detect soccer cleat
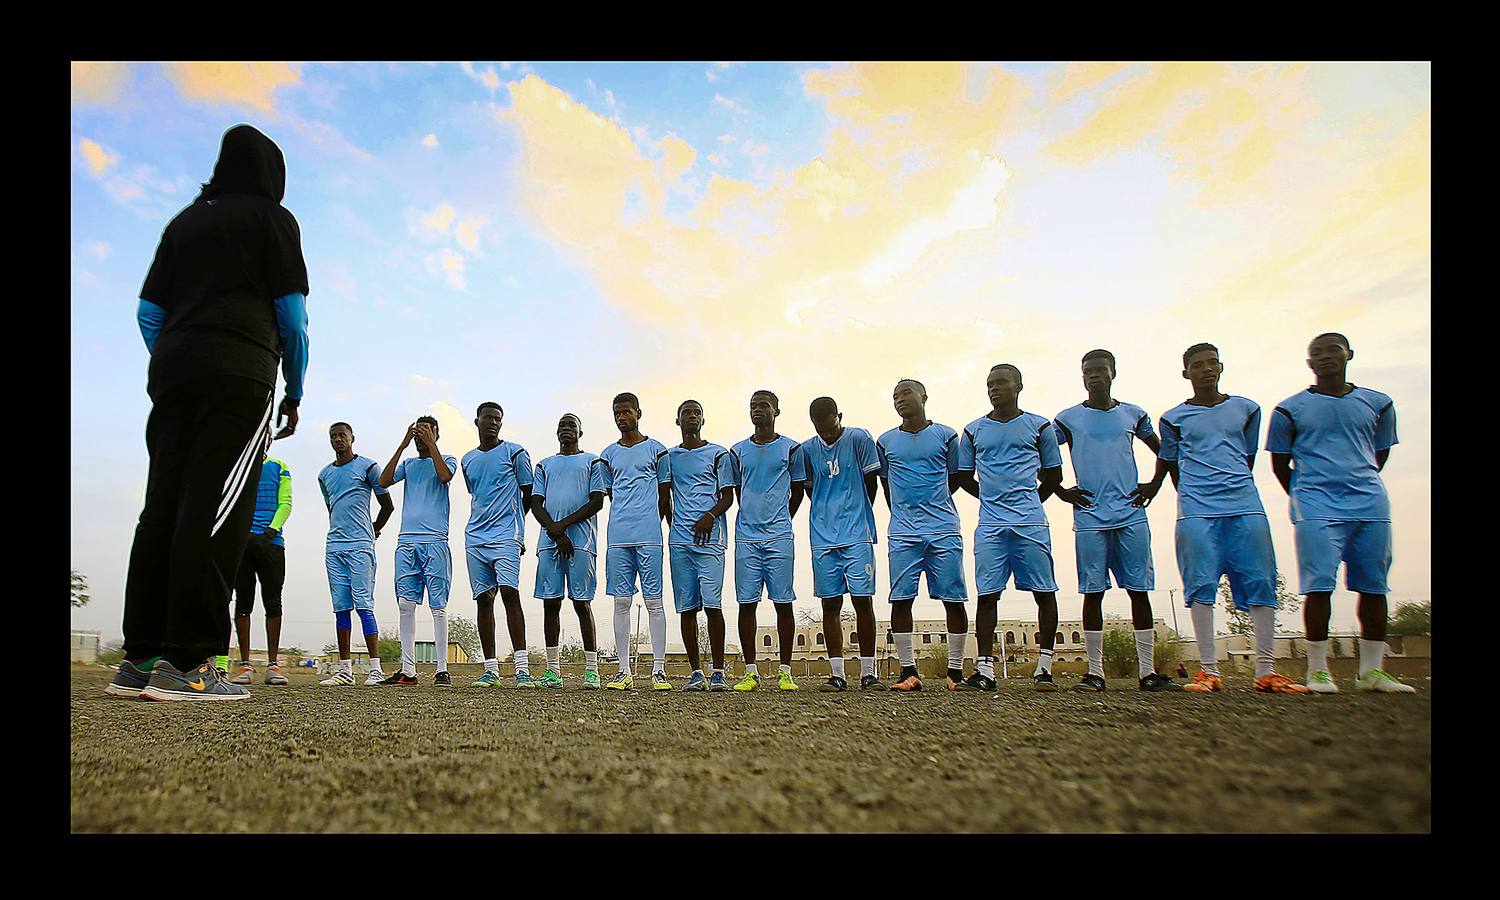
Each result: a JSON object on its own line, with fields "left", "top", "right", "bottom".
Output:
{"left": 957, "top": 672, "right": 996, "bottom": 692}
{"left": 471, "top": 670, "right": 501, "bottom": 688}
{"left": 820, "top": 675, "right": 848, "bottom": 692}
{"left": 583, "top": 669, "right": 602, "bottom": 690}
{"left": 946, "top": 674, "right": 964, "bottom": 692}
{"left": 733, "top": 672, "right": 761, "bottom": 692}
{"left": 607, "top": 672, "right": 634, "bottom": 691}
{"left": 434, "top": 671, "right": 452, "bottom": 686}
{"left": 1034, "top": 671, "right": 1058, "bottom": 692}
{"left": 890, "top": 674, "right": 923, "bottom": 692}
{"left": 364, "top": 669, "right": 387, "bottom": 686}
{"left": 1182, "top": 671, "right": 1222, "bottom": 692}
{"left": 1355, "top": 669, "right": 1416, "bottom": 693}
{"left": 861, "top": 675, "right": 887, "bottom": 691}
{"left": 1139, "top": 672, "right": 1183, "bottom": 692}
{"left": 320, "top": 670, "right": 356, "bottom": 686}
{"left": 514, "top": 671, "right": 539, "bottom": 689}
{"left": 264, "top": 665, "right": 288, "bottom": 686}
{"left": 140, "top": 659, "right": 250, "bottom": 702}
{"left": 1305, "top": 669, "right": 1339, "bottom": 693}
{"left": 1073, "top": 674, "right": 1107, "bottom": 692}
{"left": 104, "top": 659, "right": 155, "bottom": 697}
{"left": 683, "top": 672, "right": 708, "bottom": 692}
{"left": 381, "top": 671, "right": 418, "bottom": 686}
{"left": 652, "top": 671, "right": 672, "bottom": 691}
{"left": 231, "top": 664, "right": 254, "bottom": 685}
{"left": 777, "top": 671, "right": 799, "bottom": 691}
{"left": 1255, "top": 672, "right": 1311, "bottom": 694}
{"left": 709, "top": 672, "right": 729, "bottom": 692}
{"left": 539, "top": 668, "right": 564, "bottom": 689}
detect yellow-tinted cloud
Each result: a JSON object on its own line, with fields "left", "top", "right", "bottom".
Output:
{"left": 78, "top": 138, "right": 119, "bottom": 175}
{"left": 454, "top": 217, "right": 485, "bottom": 253}
{"left": 163, "top": 62, "right": 301, "bottom": 112}
{"left": 418, "top": 203, "right": 456, "bottom": 236}
{"left": 422, "top": 133, "right": 439, "bottom": 147}
{"left": 72, "top": 62, "right": 129, "bottom": 104}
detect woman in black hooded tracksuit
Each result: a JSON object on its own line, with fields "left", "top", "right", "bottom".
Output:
{"left": 105, "top": 124, "right": 311, "bottom": 701}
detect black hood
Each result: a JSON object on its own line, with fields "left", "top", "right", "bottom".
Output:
{"left": 198, "top": 124, "right": 286, "bottom": 203}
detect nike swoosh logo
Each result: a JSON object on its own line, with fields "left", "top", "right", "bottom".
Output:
{"left": 188, "top": 679, "right": 206, "bottom": 690}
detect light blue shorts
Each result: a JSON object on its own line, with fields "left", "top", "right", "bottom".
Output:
{"left": 466, "top": 540, "right": 521, "bottom": 597}
{"left": 605, "top": 544, "right": 664, "bottom": 600}
{"left": 735, "top": 537, "right": 796, "bottom": 603}
{"left": 975, "top": 525, "right": 1058, "bottom": 594}
{"left": 1075, "top": 522, "right": 1155, "bottom": 593}
{"left": 888, "top": 534, "right": 967, "bottom": 603}
{"left": 669, "top": 544, "right": 725, "bottom": 613}
{"left": 1294, "top": 519, "right": 1391, "bottom": 595}
{"left": 326, "top": 545, "right": 377, "bottom": 612}
{"left": 1175, "top": 515, "right": 1277, "bottom": 609}
{"left": 811, "top": 543, "right": 877, "bottom": 599}
{"left": 396, "top": 541, "right": 452, "bottom": 609}
{"left": 535, "top": 548, "right": 598, "bottom": 601}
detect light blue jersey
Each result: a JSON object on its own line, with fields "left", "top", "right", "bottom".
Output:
{"left": 390, "top": 454, "right": 459, "bottom": 542}
{"left": 730, "top": 435, "right": 804, "bottom": 544}
{"left": 461, "top": 442, "right": 533, "bottom": 547}
{"left": 533, "top": 451, "right": 610, "bottom": 553}
{"left": 1052, "top": 401, "right": 1156, "bottom": 531}
{"left": 955, "top": 411, "right": 1062, "bottom": 527}
{"left": 319, "top": 455, "right": 388, "bottom": 547}
{"left": 1159, "top": 396, "right": 1264, "bottom": 519}
{"left": 599, "top": 438, "right": 671, "bottom": 548}
{"left": 800, "top": 427, "right": 882, "bottom": 549}
{"left": 667, "top": 443, "right": 735, "bottom": 548}
{"left": 877, "top": 422, "right": 962, "bottom": 537}
{"left": 1266, "top": 387, "right": 1397, "bottom": 523}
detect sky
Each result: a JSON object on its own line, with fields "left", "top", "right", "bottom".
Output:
{"left": 70, "top": 61, "right": 1431, "bottom": 655}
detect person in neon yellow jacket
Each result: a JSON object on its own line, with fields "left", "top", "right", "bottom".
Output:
{"left": 224, "top": 430, "right": 294, "bottom": 685}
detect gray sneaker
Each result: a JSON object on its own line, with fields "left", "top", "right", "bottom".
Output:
{"left": 104, "top": 659, "right": 155, "bottom": 698}
{"left": 140, "top": 659, "right": 251, "bottom": 702}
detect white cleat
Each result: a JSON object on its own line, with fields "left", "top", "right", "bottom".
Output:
{"left": 320, "top": 670, "right": 356, "bottom": 686}
{"left": 363, "top": 670, "right": 387, "bottom": 686}
{"left": 1356, "top": 669, "right": 1416, "bottom": 693}
{"left": 1305, "top": 669, "right": 1340, "bottom": 694}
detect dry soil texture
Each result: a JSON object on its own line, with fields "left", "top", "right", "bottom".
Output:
{"left": 70, "top": 668, "right": 1430, "bottom": 833}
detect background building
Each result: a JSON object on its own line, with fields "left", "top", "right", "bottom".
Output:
{"left": 71, "top": 630, "right": 99, "bottom": 664}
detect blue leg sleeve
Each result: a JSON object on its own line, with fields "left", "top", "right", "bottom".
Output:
{"left": 356, "top": 608, "right": 379, "bottom": 636}
{"left": 335, "top": 609, "right": 352, "bottom": 631}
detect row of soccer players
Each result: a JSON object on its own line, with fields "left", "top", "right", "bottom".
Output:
{"left": 312, "top": 332, "right": 1411, "bottom": 696}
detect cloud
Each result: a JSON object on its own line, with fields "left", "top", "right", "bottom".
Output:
{"left": 460, "top": 61, "right": 502, "bottom": 94}
{"left": 424, "top": 247, "right": 467, "bottom": 290}
{"left": 162, "top": 62, "right": 301, "bottom": 113}
{"left": 85, "top": 241, "right": 112, "bottom": 260}
{"left": 422, "top": 133, "right": 439, "bottom": 148}
{"left": 72, "top": 63, "right": 129, "bottom": 105}
{"left": 713, "top": 93, "right": 749, "bottom": 115}
{"left": 454, "top": 217, "right": 486, "bottom": 253}
{"left": 413, "top": 202, "right": 457, "bottom": 239}
{"left": 705, "top": 70, "right": 719, "bottom": 83}
{"left": 656, "top": 134, "right": 696, "bottom": 181}
{"left": 78, "top": 138, "right": 119, "bottom": 175}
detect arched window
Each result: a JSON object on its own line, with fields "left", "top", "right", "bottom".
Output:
{"left": 939, "top": 633, "right": 947, "bottom": 643}
{"left": 849, "top": 632, "right": 857, "bottom": 644}
{"left": 1072, "top": 631, "right": 1081, "bottom": 644}
{"left": 1056, "top": 632, "right": 1064, "bottom": 644}
{"left": 797, "top": 634, "right": 806, "bottom": 647}
{"left": 816, "top": 632, "right": 824, "bottom": 645}
{"left": 1035, "top": 633, "right": 1043, "bottom": 645}
{"left": 922, "top": 633, "right": 932, "bottom": 643}
{"left": 763, "top": 635, "right": 772, "bottom": 647}
{"left": 1021, "top": 633, "right": 1027, "bottom": 645}
{"left": 1005, "top": 631, "right": 1015, "bottom": 645}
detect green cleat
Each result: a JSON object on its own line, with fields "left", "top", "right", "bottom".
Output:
{"left": 651, "top": 671, "right": 672, "bottom": 691}
{"left": 1306, "top": 669, "right": 1339, "bottom": 693}
{"left": 539, "top": 668, "right": 564, "bottom": 689}
{"left": 583, "top": 669, "right": 602, "bottom": 690}
{"left": 1355, "top": 668, "right": 1416, "bottom": 693}
{"left": 515, "top": 671, "right": 539, "bottom": 689}
{"left": 733, "top": 672, "right": 761, "bottom": 692}
{"left": 607, "top": 672, "right": 633, "bottom": 691}
{"left": 471, "top": 670, "right": 501, "bottom": 687}
{"left": 777, "top": 671, "right": 799, "bottom": 691}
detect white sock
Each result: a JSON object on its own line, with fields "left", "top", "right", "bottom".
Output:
{"left": 1084, "top": 630, "right": 1104, "bottom": 677}
{"left": 546, "top": 645, "right": 560, "bottom": 671}
{"left": 1359, "top": 639, "right": 1386, "bottom": 676}
{"left": 977, "top": 656, "right": 995, "bottom": 679}
{"left": 484, "top": 657, "right": 498, "bottom": 675}
{"left": 1306, "top": 639, "right": 1329, "bottom": 674}
{"left": 645, "top": 596, "right": 667, "bottom": 672}
{"left": 514, "top": 648, "right": 529, "bottom": 676}
{"left": 398, "top": 599, "right": 419, "bottom": 676}
{"left": 1035, "top": 648, "right": 1054, "bottom": 676}
{"left": 431, "top": 607, "right": 448, "bottom": 673}
{"left": 830, "top": 657, "right": 845, "bottom": 679}
{"left": 340, "top": 657, "right": 353, "bottom": 674}
{"left": 860, "top": 656, "right": 875, "bottom": 678}
{"left": 894, "top": 633, "right": 915, "bottom": 667}
{"left": 612, "top": 596, "right": 634, "bottom": 675}
{"left": 585, "top": 651, "right": 598, "bottom": 670}
{"left": 1190, "top": 602, "right": 1220, "bottom": 676}
{"left": 1134, "top": 628, "right": 1156, "bottom": 679}
{"left": 1251, "top": 605, "right": 1277, "bottom": 678}
{"left": 778, "top": 663, "right": 791, "bottom": 676}
{"left": 368, "top": 655, "right": 382, "bottom": 673}
{"left": 947, "top": 634, "right": 966, "bottom": 672}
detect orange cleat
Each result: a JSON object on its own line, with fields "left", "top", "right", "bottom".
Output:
{"left": 891, "top": 674, "right": 923, "bottom": 692}
{"left": 1254, "top": 672, "right": 1311, "bottom": 694}
{"left": 946, "top": 674, "right": 963, "bottom": 691}
{"left": 1182, "top": 671, "right": 1222, "bottom": 692}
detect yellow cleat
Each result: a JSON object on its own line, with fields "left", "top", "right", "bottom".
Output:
{"left": 733, "top": 672, "right": 761, "bottom": 691}
{"left": 777, "top": 671, "right": 799, "bottom": 691}
{"left": 607, "top": 672, "right": 633, "bottom": 691}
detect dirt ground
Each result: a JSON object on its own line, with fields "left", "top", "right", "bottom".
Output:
{"left": 70, "top": 667, "right": 1430, "bottom": 833}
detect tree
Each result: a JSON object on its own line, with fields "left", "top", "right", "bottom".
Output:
{"left": 321, "top": 642, "right": 339, "bottom": 657}
{"left": 559, "top": 639, "right": 585, "bottom": 664}
{"left": 377, "top": 630, "right": 402, "bottom": 665}
{"left": 1218, "top": 572, "right": 1302, "bottom": 635}
{"left": 98, "top": 639, "right": 125, "bottom": 667}
{"left": 695, "top": 624, "right": 712, "bottom": 664}
{"left": 447, "top": 615, "right": 483, "bottom": 662}
{"left": 1152, "top": 629, "right": 1184, "bottom": 674}
{"left": 71, "top": 570, "right": 90, "bottom": 608}
{"left": 1388, "top": 600, "right": 1431, "bottom": 636}
{"left": 1101, "top": 628, "right": 1136, "bottom": 678}
{"left": 281, "top": 646, "right": 306, "bottom": 663}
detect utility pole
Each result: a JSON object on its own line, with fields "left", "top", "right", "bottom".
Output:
{"left": 1169, "top": 588, "right": 1179, "bottom": 634}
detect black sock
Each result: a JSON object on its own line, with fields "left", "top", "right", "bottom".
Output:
{"left": 947, "top": 667, "right": 964, "bottom": 680}
{"left": 901, "top": 665, "right": 919, "bottom": 679}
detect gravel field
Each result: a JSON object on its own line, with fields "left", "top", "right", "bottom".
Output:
{"left": 70, "top": 667, "right": 1430, "bottom": 833}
